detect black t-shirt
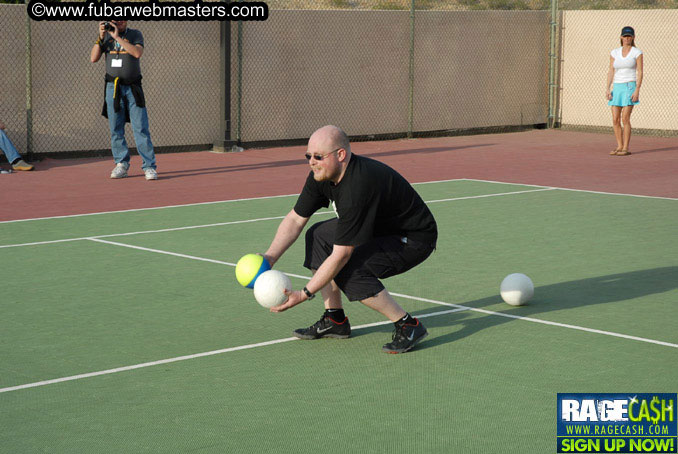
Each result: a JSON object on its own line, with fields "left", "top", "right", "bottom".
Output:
{"left": 102, "top": 28, "right": 144, "bottom": 80}
{"left": 294, "top": 154, "right": 437, "bottom": 247}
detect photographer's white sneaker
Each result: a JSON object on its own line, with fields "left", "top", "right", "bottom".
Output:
{"left": 110, "top": 162, "right": 129, "bottom": 179}
{"left": 144, "top": 168, "right": 158, "bottom": 180}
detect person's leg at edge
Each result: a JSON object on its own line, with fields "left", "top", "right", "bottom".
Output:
{"left": 611, "top": 106, "right": 623, "bottom": 154}
{"left": 0, "top": 129, "right": 22, "bottom": 164}
{"left": 106, "top": 83, "right": 130, "bottom": 166}
{"left": 620, "top": 105, "right": 634, "bottom": 154}
{"left": 127, "top": 88, "right": 156, "bottom": 171}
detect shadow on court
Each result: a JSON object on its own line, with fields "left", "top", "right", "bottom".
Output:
{"left": 352, "top": 267, "right": 678, "bottom": 349}
{"left": 631, "top": 146, "right": 678, "bottom": 155}
{"left": 129, "top": 144, "right": 494, "bottom": 180}
{"left": 362, "top": 144, "right": 493, "bottom": 159}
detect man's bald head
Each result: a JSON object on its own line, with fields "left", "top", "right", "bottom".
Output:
{"left": 308, "top": 125, "right": 351, "bottom": 155}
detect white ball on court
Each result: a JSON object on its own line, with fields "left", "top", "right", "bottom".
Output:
{"left": 253, "top": 270, "right": 292, "bottom": 308}
{"left": 500, "top": 273, "right": 534, "bottom": 306}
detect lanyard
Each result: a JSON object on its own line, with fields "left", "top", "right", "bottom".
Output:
{"left": 113, "top": 29, "right": 128, "bottom": 55}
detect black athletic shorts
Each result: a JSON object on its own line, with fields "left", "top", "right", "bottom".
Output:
{"left": 303, "top": 218, "right": 435, "bottom": 301}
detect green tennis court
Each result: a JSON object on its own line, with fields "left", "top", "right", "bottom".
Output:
{"left": 1, "top": 179, "right": 676, "bottom": 453}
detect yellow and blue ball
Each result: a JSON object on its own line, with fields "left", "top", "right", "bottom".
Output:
{"left": 235, "top": 254, "right": 271, "bottom": 289}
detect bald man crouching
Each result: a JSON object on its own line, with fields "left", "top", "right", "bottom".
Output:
{"left": 262, "top": 125, "right": 437, "bottom": 354}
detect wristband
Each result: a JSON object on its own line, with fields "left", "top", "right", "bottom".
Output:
{"left": 302, "top": 287, "right": 315, "bottom": 300}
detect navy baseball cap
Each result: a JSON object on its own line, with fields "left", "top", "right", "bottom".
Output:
{"left": 621, "top": 26, "right": 635, "bottom": 36}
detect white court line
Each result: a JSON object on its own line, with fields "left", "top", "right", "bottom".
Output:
{"left": 0, "top": 214, "right": 313, "bottom": 250}
{"left": 387, "top": 294, "right": 678, "bottom": 349}
{"left": 0, "top": 188, "right": 549, "bottom": 249}
{"left": 0, "top": 307, "right": 468, "bottom": 394}
{"left": 2, "top": 176, "right": 673, "bottom": 225}
{"left": 0, "top": 338, "right": 298, "bottom": 394}
{"left": 90, "top": 238, "right": 678, "bottom": 351}
{"left": 0, "top": 193, "right": 296, "bottom": 225}
{"left": 0, "top": 178, "right": 468, "bottom": 224}
{"left": 89, "top": 238, "right": 238, "bottom": 266}
{"left": 461, "top": 178, "right": 678, "bottom": 201}
{"left": 426, "top": 188, "right": 555, "bottom": 203}
{"left": 86, "top": 238, "right": 316, "bottom": 281}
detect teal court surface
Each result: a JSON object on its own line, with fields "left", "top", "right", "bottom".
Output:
{"left": 1, "top": 179, "right": 676, "bottom": 453}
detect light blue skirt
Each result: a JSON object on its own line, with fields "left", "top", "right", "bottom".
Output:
{"left": 608, "top": 82, "right": 639, "bottom": 107}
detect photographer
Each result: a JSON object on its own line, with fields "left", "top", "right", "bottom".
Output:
{"left": 91, "top": 20, "right": 157, "bottom": 180}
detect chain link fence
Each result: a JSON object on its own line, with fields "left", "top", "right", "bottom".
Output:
{"left": 232, "top": 1, "right": 551, "bottom": 143}
{"left": 557, "top": 7, "right": 678, "bottom": 136}
{"left": 1, "top": 0, "right": 676, "bottom": 161}
{"left": 1, "top": 5, "right": 29, "bottom": 156}
{"left": 0, "top": 8, "right": 221, "bottom": 159}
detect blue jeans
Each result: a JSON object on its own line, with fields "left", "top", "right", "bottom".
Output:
{"left": 0, "top": 128, "right": 22, "bottom": 164}
{"left": 106, "top": 82, "right": 156, "bottom": 170}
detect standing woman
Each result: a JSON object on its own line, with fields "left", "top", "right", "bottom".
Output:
{"left": 606, "top": 26, "right": 643, "bottom": 156}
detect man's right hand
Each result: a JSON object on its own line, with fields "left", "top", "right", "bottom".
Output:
{"left": 98, "top": 22, "right": 106, "bottom": 40}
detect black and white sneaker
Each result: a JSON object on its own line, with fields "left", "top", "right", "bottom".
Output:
{"left": 293, "top": 315, "right": 351, "bottom": 340}
{"left": 382, "top": 318, "right": 428, "bottom": 354}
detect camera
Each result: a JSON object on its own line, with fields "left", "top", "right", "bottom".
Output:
{"left": 103, "top": 22, "right": 115, "bottom": 32}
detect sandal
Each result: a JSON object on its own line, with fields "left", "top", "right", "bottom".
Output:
{"left": 616, "top": 149, "right": 631, "bottom": 156}
{"left": 610, "top": 147, "right": 621, "bottom": 155}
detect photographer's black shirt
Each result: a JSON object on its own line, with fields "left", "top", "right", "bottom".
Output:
{"left": 294, "top": 154, "right": 438, "bottom": 247}
{"left": 101, "top": 28, "right": 144, "bottom": 81}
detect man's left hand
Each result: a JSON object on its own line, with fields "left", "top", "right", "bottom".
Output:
{"left": 270, "top": 289, "right": 307, "bottom": 313}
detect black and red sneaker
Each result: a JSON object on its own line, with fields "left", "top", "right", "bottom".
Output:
{"left": 293, "top": 314, "right": 351, "bottom": 340}
{"left": 382, "top": 318, "right": 428, "bottom": 353}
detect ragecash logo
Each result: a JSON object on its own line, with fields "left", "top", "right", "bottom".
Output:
{"left": 557, "top": 393, "right": 677, "bottom": 453}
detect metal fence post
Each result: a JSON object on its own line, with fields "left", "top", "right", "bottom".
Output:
{"left": 25, "top": 8, "right": 33, "bottom": 160}
{"left": 407, "top": 0, "right": 415, "bottom": 138}
{"left": 213, "top": 20, "right": 239, "bottom": 152}
{"left": 235, "top": 20, "right": 243, "bottom": 143}
{"left": 548, "top": 0, "right": 558, "bottom": 128}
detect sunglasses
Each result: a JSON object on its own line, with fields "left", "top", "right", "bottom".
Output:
{"left": 304, "top": 148, "right": 340, "bottom": 161}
